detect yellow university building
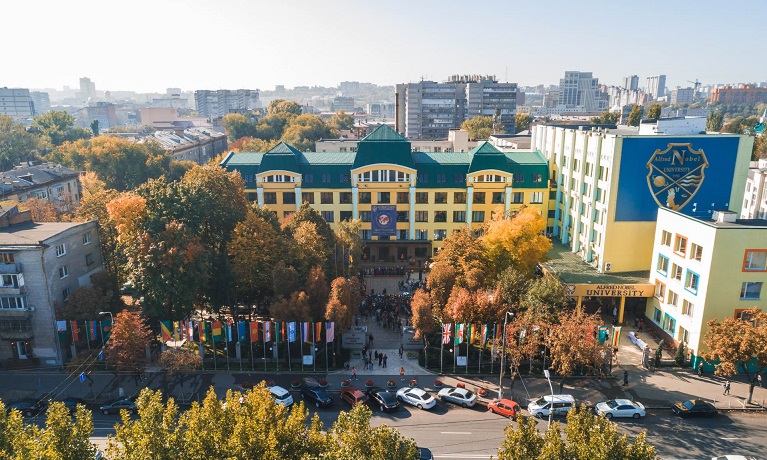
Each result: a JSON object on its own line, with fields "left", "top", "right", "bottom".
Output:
{"left": 220, "top": 125, "right": 551, "bottom": 268}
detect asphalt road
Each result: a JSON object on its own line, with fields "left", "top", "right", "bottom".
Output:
{"left": 26, "top": 400, "right": 767, "bottom": 459}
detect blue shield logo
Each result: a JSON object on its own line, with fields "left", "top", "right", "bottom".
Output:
{"left": 646, "top": 143, "right": 708, "bottom": 212}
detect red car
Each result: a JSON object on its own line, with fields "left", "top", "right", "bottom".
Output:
{"left": 340, "top": 387, "right": 368, "bottom": 407}
{"left": 488, "top": 399, "right": 521, "bottom": 418}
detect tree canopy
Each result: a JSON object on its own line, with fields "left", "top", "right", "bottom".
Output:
{"left": 0, "top": 115, "right": 38, "bottom": 170}
{"left": 627, "top": 105, "right": 642, "bottom": 127}
{"left": 515, "top": 113, "right": 533, "bottom": 133}
{"left": 590, "top": 111, "right": 619, "bottom": 125}
{"left": 461, "top": 116, "right": 496, "bottom": 139}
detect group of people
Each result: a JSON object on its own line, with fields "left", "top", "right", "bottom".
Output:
{"left": 359, "top": 266, "right": 409, "bottom": 277}
{"left": 361, "top": 349, "right": 388, "bottom": 370}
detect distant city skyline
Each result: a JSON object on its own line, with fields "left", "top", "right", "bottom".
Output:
{"left": 6, "top": 0, "right": 765, "bottom": 94}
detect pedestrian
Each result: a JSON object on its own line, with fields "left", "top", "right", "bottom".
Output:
{"left": 363, "top": 356, "right": 368, "bottom": 370}
{"left": 623, "top": 370, "right": 628, "bottom": 386}
{"left": 378, "top": 353, "right": 383, "bottom": 367}
{"left": 723, "top": 380, "right": 730, "bottom": 395}
{"left": 369, "top": 334, "right": 374, "bottom": 347}
{"left": 383, "top": 354, "right": 388, "bottom": 368}
{"left": 612, "top": 307, "right": 618, "bottom": 319}
{"left": 758, "top": 374, "right": 762, "bottom": 388}
{"left": 697, "top": 362, "right": 703, "bottom": 376}
{"left": 375, "top": 350, "right": 379, "bottom": 361}
{"left": 399, "top": 345, "right": 404, "bottom": 360}
{"left": 400, "top": 366, "right": 405, "bottom": 381}
{"left": 352, "top": 367, "right": 358, "bottom": 381}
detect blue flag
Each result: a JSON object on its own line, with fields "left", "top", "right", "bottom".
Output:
{"left": 288, "top": 322, "right": 297, "bottom": 343}
{"left": 238, "top": 321, "right": 248, "bottom": 343}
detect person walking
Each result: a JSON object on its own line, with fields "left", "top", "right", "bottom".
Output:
{"left": 374, "top": 350, "right": 379, "bottom": 362}
{"left": 383, "top": 354, "right": 388, "bottom": 368}
{"left": 378, "top": 352, "right": 383, "bottom": 367}
{"left": 723, "top": 380, "right": 731, "bottom": 395}
{"left": 758, "top": 374, "right": 763, "bottom": 388}
{"left": 352, "top": 367, "right": 358, "bottom": 381}
{"left": 400, "top": 366, "right": 405, "bottom": 381}
{"left": 399, "top": 345, "right": 404, "bottom": 360}
{"left": 623, "top": 370, "right": 628, "bottom": 386}
{"left": 697, "top": 362, "right": 703, "bottom": 376}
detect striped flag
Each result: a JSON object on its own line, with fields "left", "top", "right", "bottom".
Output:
{"left": 495, "top": 324, "right": 503, "bottom": 341}
{"left": 187, "top": 321, "right": 195, "bottom": 341}
{"left": 315, "top": 322, "right": 322, "bottom": 343}
{"left": 226, "top": 322, "right": 234, "bottom": 342}
{"left": 483, "top": 324, "right": 491, "bottom": 344}
{"left": 101, "top": 319, "right": 112, "bottom": 342}
{"left": 198, "top": 321, "right": 207, "bottom": 342}
{"left": 71, "top": 320, "right": 79, "bottom": 342}
{"left": 611, "top": 326, "right": 622, "bottom": 348}
{"left": 288, "top": 322, "right": 297, "bottom": 343}
{"left": 250, "top": 321, "right": 260, "bottom": 343}
{"left": 455, "top": 324, "right": 464, "bottom": 345}
{"left": 466, "top": 324, "right": 474, "bottom": 344}
{"left": 442, "top": 324, "right": 452, "bottom": 345}
{"left": 264, "top": 321, "right": 272, "bottom": 342}
{"left": 326, "top": 322, "right": 334, "bottom": 342}
{"left": 238, "top": 321, "right": 248, "bottom": 343}
{"left": 212, "top": 321, "right": 223, "bottom": 342}
{"left": 89, "top": 321, "right": 99, "bottom": 341}
{"left": 301, "top": 322, "right": 311, "bottom": 342}
{"left": 161, "top": 321, "right": 172, "bottom": 342}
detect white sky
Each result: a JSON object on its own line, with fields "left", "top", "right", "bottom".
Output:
{"left": 4, "top": 0, "right": 765, "bottom": 93}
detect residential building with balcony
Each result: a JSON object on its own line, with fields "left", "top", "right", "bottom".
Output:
{"left": 0, "top": 206, "right": 101, "bottom": 365}
{"left": 0, "top": 163, "right": 82, "bottom": 212}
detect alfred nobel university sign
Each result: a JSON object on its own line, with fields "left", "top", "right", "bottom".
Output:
{"left": 566, "top": 283, "right": 654, "bottom": 298}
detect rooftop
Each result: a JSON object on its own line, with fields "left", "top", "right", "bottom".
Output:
{"left": 0, "top": 220, "right": 95, "bottom": 246}
{"left": 541, "top": 243, "right": 651, "bottom": 285}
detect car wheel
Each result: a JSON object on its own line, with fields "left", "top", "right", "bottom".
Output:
{"left": 535, "top": 412, "right": 544, "bottom": 419}
{"left": 102, "top": 409, "right": 109, "bottom": 415}
{"left": 489, "top": 406, "right": 495, "bottom": 413}
{"left": 461, "top": 403, "right": 468, "bottom": 408}
{"left": 380, "top": 405, "right": 385, "bottom": 412}
{"left": 24, "top": 410, "right": 33, "bottom": 417}
{"left": 417, "top": 404, "right": 423, "bottom": 410}
{"left": 397, "top": 395, "right": 403, "bottom": 402}
{"left": 632, "top": 413, "right": 640, "bottom": 419}
{"left": 605, "top": 413, "right": 612, "bottom": 419}
{"left": 315, "top": 402, "right": 320, "bottom": 408}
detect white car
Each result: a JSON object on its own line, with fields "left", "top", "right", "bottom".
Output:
{"left": 595, "top": 399, "right": 645, "bottom": 419}
{"left": 437, "top": 387, "right": 476, "bottom": 408}
{"left": 269, "top": 386, "right": 294, "bottom": 407}
{"left": 711, "top": 456, "right": 757, "bottom": 460}
{"left": 396, "top": 387, "right": 436, "bottom": 410}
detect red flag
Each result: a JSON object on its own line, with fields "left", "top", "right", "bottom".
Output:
{"left": 250, "top": 321, "right": 259, "bottom": 343}
{"left": 315, "top": 322, "right": 322, "bottom": 342}
{"left": 198, "top": 321, "right": 207, "bottom": 342}
{"left": 71, "top": 320, "right": 79, "bottom": 342}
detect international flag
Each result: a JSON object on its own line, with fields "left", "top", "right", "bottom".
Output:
{"left": 455, "top": 324, "right": 464, "bottom": 345}
{"left": 288, "top": 322, "right": 297, "bottom": 343}
{"left": 495, "top": 324, "right": 503, "bottom": 341}
{"left": 326, "top": 322, "right": 334, "bottom": 342}
{"left": 238, "top": 321, "right": 248, "bottom": 343}
{"left": 101, "top": 319, "right": 112, "bottom": 342}
{"left": 483, "top": 324, "right": 491, "bottom": 344}
{"left": 611, "top": 326, "right": 622, "bottom": 348}
{"left": 187, "top": 321, "right": 195, "bottom": 341}
{"left": 173, "top": 321, "right": 180, "bottom": 341}
{"left": 441, "top": 324, "right": 451, "bottom": 345}
{"left": 315, "top": 322, "right": 322, "bottom": 343}
{"left": 212, "top": 321, "right": 223, "bottom": 342}
{"left": 198, "top": 321, "right": 207, "bottom": 342}
{"left": 71, "top": 320, "right": 80, "bottom": 342}
{"left": 264, "top": 322, "right": 272, "bottom": 342}
{"left": 301, "top": 322, "right": 311, "bottom": 342}
{"left": 466, "top": 324, "right": 474, "bottom": 344}
{"left": 226, "top": 322, "right": 234, "bottom": 342}
{"left": 250, "top": 322, "right": 260, "bottom": 343}
{"left": 88, "top": 321, "right": 98, "bottom": 341}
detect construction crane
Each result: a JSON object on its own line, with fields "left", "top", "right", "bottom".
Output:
{"left": 688, "top": 79, "right": 701, "bottom": 91}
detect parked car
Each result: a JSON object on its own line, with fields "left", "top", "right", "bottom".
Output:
{"left": 595, "top": 399, "right": 646, "bottom": 419}
{"left": 671, "top": 399, "right": 717, "bottom": 417}
{"left": 339, "top": 387, "right": 368, "bottom": 407}
{"left": 418, "top": 447, "right": 434, "bottom": 460}
{"left": 6, "top": 399, "right": 47, "bottom": 417}
{"left": 301, "top": 386, "right": 333, "bottom": 408}
{"left": 711, "top": 456, "right": 757, "bottom": 460}
{"left": 366, "top": 387, "right": 400, "bottom": 413}
{"left": 269, "top": 386, "right": 294, "bottom": 408}
{"left": 58, "top": 397, "right": 88, "bottom": 415}
{"left": 437, "top": 387, "right": 477, "bottom": 408}
{"left": 487, "top": 398, "right": 521, "bottom": 418}
{"left": 527, "top": 394, "right": 575, "bottom": 419}
{"left": 100, "top": 398, "right": 137, "bottom": 415}
{"left": 396, "top": 387, "right": 436, "bottom": 410}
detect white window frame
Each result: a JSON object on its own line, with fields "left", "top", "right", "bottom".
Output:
{"left": 55, "top": 243, "right": 66, "bottom": 257}
{"left": 59, "top": 265, "right": 69, "bottom": 279}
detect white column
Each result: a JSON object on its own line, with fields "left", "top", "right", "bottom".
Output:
{"left": 257, "top": 187, "right": 264, "bottom": 208}
{"left": 294, "top": 187, "right": 302, "bottom": 211}
{"left": 409, "top": 186, "right": 416, "bottom": 240}
{"left": 505, "top": 186, "right": 512, "bottom": 214}
{"left": 352, "top": 186, "right": 359, "bottom": 219}
{"left": 466, "top": 186, "right": 474, "bottom": 228}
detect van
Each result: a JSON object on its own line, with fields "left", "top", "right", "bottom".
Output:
{"left": 527, "top": 394, "right": 575, "bottom": 418}
{"left": 269, "top": 386, "right": 294, "bottom": 407}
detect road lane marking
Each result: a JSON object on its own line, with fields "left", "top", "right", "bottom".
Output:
{"left": 440, "top": 431, "right": 472, "bottom": 435}
{"left": 721, "top": 437, "right": 742, "bottom": 440}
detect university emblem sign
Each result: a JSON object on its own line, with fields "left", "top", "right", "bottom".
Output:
{"left": 646, "top": 143, "right": 708, "bottom": 212}
{"left": 371, "top": 205, "right": 396, "bottom": 237}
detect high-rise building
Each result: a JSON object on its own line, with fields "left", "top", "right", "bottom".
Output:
{"left": 29, "top": 91, "right": 50, "bottom": 114}
{"left": 0, "top": 88, "right": 35, "bottom": 119}
{"left": 556, "top": 71, "right": 608, "bottom": 112}
{"left": 194, "top": 89, "right": 261, "bottom": 118}
{"left": 339, "top": 81, "right": 360, "bottom": 96}
{"left": 670, "top": 88, "right": 695, "bottom": 106}
{"left": 395, "top": 75, "right": 517, "bottom": 139}
{"left": 332, "top": 96, "right": 355, "bottom": 113}
{"left": 622, "top": 75, "right": 639, "bottom": 91}
{"left": 78, "top": 77, "right": 96, "bottom": 100}
{"left": 646, "top": 75, "right": 667, "bottom": 100}
{"left": 366, "top": 103, "right": 395, "bottom": 119}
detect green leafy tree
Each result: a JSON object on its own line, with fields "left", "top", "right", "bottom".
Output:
{"left": 335, "top": 218, "right": 364, "bottom": 276}
{"left": 627, "top": 105, "right": 642, "bottom": 126}
{"left": 326, "top": 404, "right": 418, "bottom": 460}
{"left": 107, "top": 389, "right": 181, "bottom": 460}
{"left": 272, "top": 261, "right": 302, "bottom": 300}
{"left": 90, "top": 119, "right": 99, "bottom": 136}
{"left": 515, "top": 113, "right": 533, "bottom": 133}
{"left": 461, "top": 115, "right": 495, "bottom": 139}
{"left": 330, "top": 109, "right": 354, "bottom": 131}
{"left": 32, "top": 110, "right": 90, "bottom": 151}
{"left": 36, "top": 402, "right": 97, "bottom": 460}
{"left": 706, "top": 111, "right": 724, "bottom": 132}
{"left": 286, "top": 203, "right": 337, "bottom": 280}
{"left": 222, "top": 113, "right": 257, "bottom": 141}
{"left": 304, "top": 265, "right": 330, "bottom": 322}
{"left": 281, "top": 114, "right": 334, "bottom": 152}
{"left": 646, "top": 103, "right": 662, "bottom": 119}
{"left": 521, "top": 275, "right": 567, "bottom": 323}
{"left": 75, "top": 172, "right": 121, "bottom": 275}
{"left": 0, "top": 114, "right": 38, "bottom": 170}
{"left": 701, "top": 307, "right": 767, "bottom": 404}
{"left": 590, "top": 111, "right": 619, "bottom": 124}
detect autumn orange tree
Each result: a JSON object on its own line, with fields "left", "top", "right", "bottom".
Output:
{"left": 548, "top": 307, "right": 603, "bottom": 391}
{"left": 304, "top": 266, "right": 329, "bottom": 322}
{"left": 409, "top": 289, "right": 436, "bottom": 339}
{"left": 105, "top": 309, "right": 153, "bottom": 382}
{"left": 701, "top": 307, "right": 767, "bottom": 404}
{"left": 481, "top": 206, "right": 552, "bottom": 280}
{"left": 271, "top": 291, "right": 311, "bottom": 322}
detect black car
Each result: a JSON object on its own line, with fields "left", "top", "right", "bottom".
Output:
{"left": 671, "top": 399, "right": 718, "bottom": 417}
{"left": 100, "top": 398, "right": 137, "bottom": 415}
{"left": 6, "top": 399, "right": 47, "bottom": 417}
{"left": 301, "top": 386, "right": 333, "bottom": 408}
{"left": 366, "top": 387, "right": 400, "bottom": 413}
{"left": 418, "top": 447, "right": 434, "bottom": 460}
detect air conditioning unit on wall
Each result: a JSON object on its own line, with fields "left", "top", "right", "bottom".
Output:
{"left": 604, "top": 262, "right": 612, "bottom": 272}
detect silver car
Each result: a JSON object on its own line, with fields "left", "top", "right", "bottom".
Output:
{"left": 396, "top": 387, "right": 436, "bottom": 410}
{"left": 437, "top": 387, "right": 476, "bottom": 408}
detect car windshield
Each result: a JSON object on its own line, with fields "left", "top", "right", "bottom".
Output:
{"left": 379, "top": 392, "right": 396, "bottom": 403}
{"left": 682, "top": 400, "right": 694, "bottom": 409}
{"left": 533, "top": 397, "right": 547, "bottom": 406}
{"left": 274, "top": 393, "right": 290, "bottom": 401}
{"left": 605, "top": 400, "right": 618, "bottom": 409}
{"left": 461, "top": 390, "right": 474, "bottom": 399}
{"left": 314, "top": 389, "right": 329, "bottom": 399}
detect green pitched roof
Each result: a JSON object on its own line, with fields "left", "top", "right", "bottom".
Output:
{"left": 353, "top": 125, "right": 415, "bottom": 169}
{"left": 468, "top": 141, "right": 511, "bottom": 173}
{"left": 258, "top": 141, "right": 301, "bottom": 174}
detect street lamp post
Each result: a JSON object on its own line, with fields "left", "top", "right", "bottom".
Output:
{"left": 498, "top": 311, "right": 514, "bottom": 399}
{"left": 543, "top": 369, "right": 554, "bottom": 427}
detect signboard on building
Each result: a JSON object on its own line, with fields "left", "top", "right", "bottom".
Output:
{"left": 401, "top": 326, "right": 423, "bottom": 350}
{"left": 341, "top": 326, "right": 367, "bottom": 349}
{"left": 565, "top": 283, "right": 655, "bottom": 298}
{"left": 615, "top": 137, "right": 742, "bottom": 221}
{"left": 371, "top": 205, "right": 396, "bottom": 237}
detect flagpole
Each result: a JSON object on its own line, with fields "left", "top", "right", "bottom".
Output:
{"left": 325, "top": 324, "right": 329, "bottom": 374}
{"left": 276, "top": 323, "right": 279, "bottom": 373}
{"left": 70, "top": 321, "right": 77, "bottom": 358}
{"left": 478, "top": 325, "right": 483, "bottom": 374}
{"left": 440, "top": 324, "right": 444, "bottom": 374}
{"left": 453, "top": 323, "right": 456, "bottom": 374}
{"left": 312, "top": 323, "right": 316, "bottom": 373}
{"left": 250, "top": 323, "right": 255, "bottom": 371}
{"left": 301, "top": 323, "right": 304, "bottom": 373}
{"left": 263, "top": 322, "right": 267, "bottom": 372}
{"left": 466, "top": 325, "right": 470, "bottom": 375}
{"left": 287, "top": 326, "right": 292, "bottom": 372}
{"left": 490, "top": 323, "right": 496, "bottom": 375}
{"left": 212, "top": 324, "right": 217, "bottom": 371}
{"left": 226, "top": 324, "right": 230, "bottom": 372}
{"left": 86, "top": 322, "right": 91, "bottom": 351}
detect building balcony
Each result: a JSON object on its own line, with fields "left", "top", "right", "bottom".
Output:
{"left": 0, "top": 309, "right": 32, "bottom": 320}
{"left": 0, "top": 318, "right": 33, "bottom": 340}
{"left": 0, "top": 286, "right": 25, "bottom": 296}
{"left": 0, "top": 262, "right": 22, "bottom": 274}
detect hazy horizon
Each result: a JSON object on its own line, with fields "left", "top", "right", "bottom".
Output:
{"left": 6, "top": 0, "right": 764, "bottom": 94}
